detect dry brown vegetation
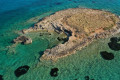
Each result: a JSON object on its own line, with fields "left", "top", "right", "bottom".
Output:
{"left": 64, "top": 12, "right": 119, "bottom": 35}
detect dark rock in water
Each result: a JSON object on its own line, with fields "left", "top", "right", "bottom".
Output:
{"left": 118, "top": 37, "right": 120, "bottom": 41}
{"left": 50, "top": 68, "right": 59, "bottom": 77}
{"left": 85, "top": 76, "right": 95, "bottom": 80}
{"left": 14, "top": 65, "right": 30, "bottom": 77}
{"left": 91, "top": 79, "right": 95, "bottom": 80}
{"left": 55, "top": 2, "right": 62, "bottom": 5}
{"left": 0, "top": 75, "right": 3, "bottom": 80}
{"left": 100, "top": 51, "right": 114, "bottom": 60}
{"left": 39, "top": 33, "right": 43, "bottom": 36}
{"left": 85, "top": 76, "right": 89, "bottom": 80}
{"left": 108, "top": 37, "right": 120, "bottom": 51}
{"left": 92, "top": 1, "right": 96, "bottom": 3}
{"left": 108, "top": 42, "right": 120, "bottom": 51}
{"left": 110, "top": 37, "right": 118, "bottom": 43}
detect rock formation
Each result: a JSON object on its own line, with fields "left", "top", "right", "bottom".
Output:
{"left": 50, "top": 68, "right": 59, "bottom": 77}
{"left": 14, "top": 65, "right": 30, "bottom": 77}
{"left": 14, "top": 8, "right": 120, "bottom": 60}
{"left": 13, "top": 36, "right": 32, "bottom": 44}
{"left": 100, "top": 51, "right": 114, "bottom": 60}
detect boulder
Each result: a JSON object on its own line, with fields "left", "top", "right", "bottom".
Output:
{"left": 13, "top": 36, "right": 32, "bottom": 44}
{"left": 100, "top": 51, "right": 114, "bottom": 60}
{"left": 14, "top": 65, "right": 30, "bottom": 77}
{"left": 0, "top": 75, "right": 3, "bottom": 80}
{"left": 50, "top": 68, "right": 59, "bottom": 77}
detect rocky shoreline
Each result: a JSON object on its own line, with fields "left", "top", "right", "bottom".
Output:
{"left": 14, "top": 8, "right": 120, "bottom": 60}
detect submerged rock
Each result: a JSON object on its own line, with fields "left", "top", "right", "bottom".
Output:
{"left": 50, "top": 68, "right": 59, "bottom": 77}
{"left": 108, "top": 42, "right": 120, "bottom": 51}
{"left": 110, "top": 37, "right": 118, "bottom": 43}
{"left": 0, "top": 75, "right": 3, "bottom": 80}
{"left": 100, "top": 51, "right": 114, "bottom": 60}
{"left": 85, "top": 76, "right": 89, "bottom": 80}
{"left": 14, "top": 65, "right": 30, "bottom": 77}
{"left": 13, "top": 36, "right": 32, "bottom": 44}
{"left": 55, "top": 2, "right": 62, "bottom": 5}
{"left": 85, "top": 76, "right": 95, "bottom": 80}
{"left": 108, "top": 37, "right": 120, "bottom": 51}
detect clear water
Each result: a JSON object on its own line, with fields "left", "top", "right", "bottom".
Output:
{"left": 0, "top": 0, "right": 120, "bottom": 80}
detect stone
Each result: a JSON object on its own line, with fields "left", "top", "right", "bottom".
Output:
{"left": 110, "top": 37, "right": 118, "bottom": 42}
{"left": 0, "top": 75, "right": 3, "bottom": 80}
{"left": 50, "top": 68, "right": 59, "bottom": 77}
{"left": 108, "top": 42, "right": 120, "bottom": 51}
{"left": 100, "top": 51, "right": 114, "bottom": 60}
{"left": 13, "top": 36, "right": 32, "bottom": 44}
{"left": 85, "top": 76, "right": 89, "bottom": 80}
{"left": 14, "top": 65, "right": 30, "bottom": 77}
{"left": 108, "top": 37, "right": 120, "bottom": 51}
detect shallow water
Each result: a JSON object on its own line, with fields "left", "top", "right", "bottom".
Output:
{"left": 0, "top": 0, "right": 120, "bottom": 80}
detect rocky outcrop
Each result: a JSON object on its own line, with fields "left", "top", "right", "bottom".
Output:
{"left": 13, "top": 36, "right": 32, "bottom": 44}
{"left": 14, "top": 8, "right": 120, "bottom": 60}
{"left": 39, "top": 8, "right": 120, "bottom": 60}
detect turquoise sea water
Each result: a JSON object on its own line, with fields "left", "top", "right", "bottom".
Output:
{"left": 0, "top": 0, "right": 120, "bottom": 80}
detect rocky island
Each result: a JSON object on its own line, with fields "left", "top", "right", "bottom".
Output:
{"left": 14, "top": 8, "right": 120, "bottom": 60}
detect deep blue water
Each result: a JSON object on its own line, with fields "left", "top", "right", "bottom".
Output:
{"left": 0, "top": 0, "right": 120, "bottom": 80}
